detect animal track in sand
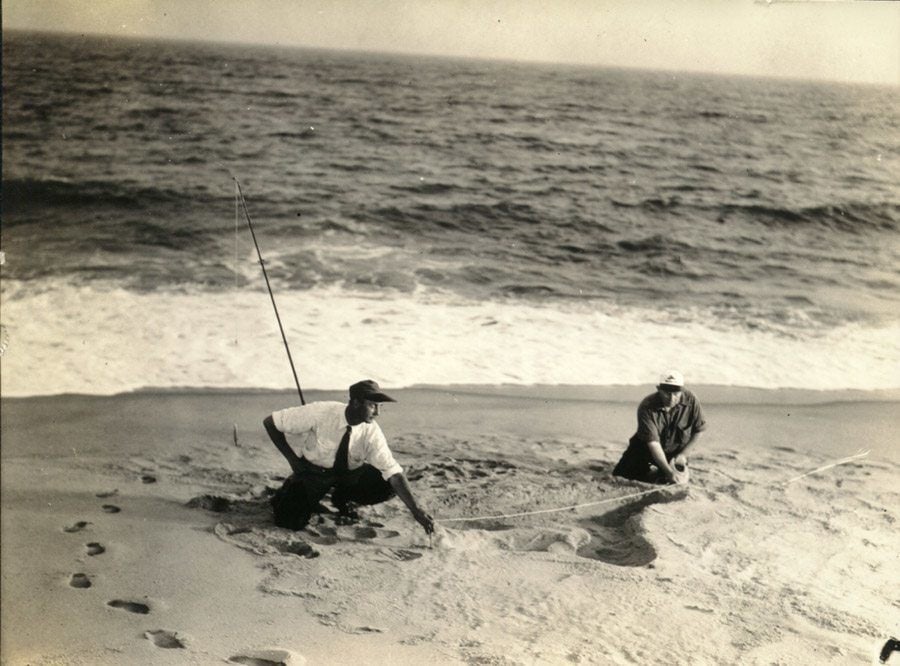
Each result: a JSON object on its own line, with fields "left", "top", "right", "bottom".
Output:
{"left": 101, "top": 504, "right": 121, "bottom": 513}
{"left": 70, "top": 573, "right": 92, "bottom": 588}
{"left": 86, "top": 542, "right": 105, "bottom": 556}
{"left": 107, "top": 599, "right": 150, "bottom": 614}
{"left": 576, "top": 487, "right": 688, "bottom": 566}
{"left": 64, "top": 521, "right": 91, "bottom": 533}
{"left": 144, "top": 629, "right": 186, "bottom": 649}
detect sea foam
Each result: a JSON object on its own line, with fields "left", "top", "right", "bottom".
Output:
{"left": 2, "top": 282, "right": 897, "bottom": 397}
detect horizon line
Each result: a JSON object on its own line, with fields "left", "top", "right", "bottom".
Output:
{"left": 4, "top": 26, "right": 897, "bottom": 89}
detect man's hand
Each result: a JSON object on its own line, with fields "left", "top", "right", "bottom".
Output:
{"left": 671, "top": 455, "right": 689, "bottom": 484}
{"left": 412, "top": 508, "right": 435, "bottom": 534}
{"left": 389, "top": 473, "right": 435, "bottom": 535}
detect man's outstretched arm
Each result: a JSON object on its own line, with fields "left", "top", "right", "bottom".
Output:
{"left": 388, "top": 473, "right": 434, "bottom": 534}
{"left": 263, "top": 415, "right": 303, "bottom": 474}
{"left": 646, "top": 440, "right": 684, "bottom": 484}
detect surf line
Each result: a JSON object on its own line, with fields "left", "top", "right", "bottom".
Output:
{"left": 231, "top": 176, "right": 306, "bottom": 405}
{"left": 437, "top": 450, "right": 871, "bottom": 525}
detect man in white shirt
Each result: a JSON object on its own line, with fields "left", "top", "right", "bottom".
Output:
{"left": 263, "top": 379, "right": 434, "bottom": 534}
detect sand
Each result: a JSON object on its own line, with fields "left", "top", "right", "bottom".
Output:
{"left": 2, "top": 385, "right": 898, "bottom": 665}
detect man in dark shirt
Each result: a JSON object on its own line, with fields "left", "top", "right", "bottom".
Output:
{"left": 613, "top": 370, "right": 707, "bottom": 484}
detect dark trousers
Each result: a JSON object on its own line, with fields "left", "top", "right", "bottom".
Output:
{"left": 271, "top": 460, "right": 395, "bottom": 531}
{"left": 612, "top": 436, "right": 676, "bottom": 484}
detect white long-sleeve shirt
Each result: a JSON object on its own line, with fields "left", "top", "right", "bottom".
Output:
{"left": 272, "top": 401, "right": 403, "bottom": 480}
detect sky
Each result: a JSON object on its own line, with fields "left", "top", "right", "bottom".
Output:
{"left": 2, "top": 0, "right": 899, "bottom": 85}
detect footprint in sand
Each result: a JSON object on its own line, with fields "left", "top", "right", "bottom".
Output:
{"left": 684, "top": 604, "right": 715, "bottom": 614}
{"left": 346, "top": 625, "right": 384, "bottom": 634}
{"left": 279, "top": 541, "right": 320, "bottom": 559}
{"left": 229, "top": 648, "right": 305, "bottom": 665}
{"left": 141, "top": 474, "right": 157, "bottom": 484}
{"left": 107, "top": 599, "right": 150, "bottom": 614}
{"left": 96, "top": 489, "right": 119, "bottom": 498}
{"left": 144, "top": 629, "right": 186, "bottom": 649}
{"left": 86, "top": 542, "right": 105, "bottom": 556}
{"left": 70, "top": 573, "right": 92, "bottom": 588}
{"left": 186, "top": 494, "right": 233, "bottom": 512}
{"left": 306, "top": 522, "right": 399, "bottom": 544}
{"left": 64, "top": 521, "right": 91, "bottom": 533}
{"left": 304, "top": 528, "right": 339, "bottom": 546}
{"left": 101, "top": 504, "right": 121, "bottom": 513}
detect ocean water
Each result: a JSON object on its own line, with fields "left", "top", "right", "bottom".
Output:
{"left": 2, "top": 31, "right": 899, "bottom": 396}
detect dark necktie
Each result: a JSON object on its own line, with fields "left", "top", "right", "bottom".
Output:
{"left": 334, "top": 425, "right": 352, "bottom": 473}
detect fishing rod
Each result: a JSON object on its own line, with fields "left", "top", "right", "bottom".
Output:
{"left": 232, "top": 177, "right": 306, "bottom": 405}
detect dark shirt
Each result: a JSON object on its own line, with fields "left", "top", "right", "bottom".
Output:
{"left": 633, "top": 389, "right": 707, "bottom": 456}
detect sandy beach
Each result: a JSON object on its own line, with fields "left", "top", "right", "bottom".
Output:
{"left": 3, "top": 2, "right": 899, "bottom": 663}
{"left": 1, "top": 385, "right": 897, "bottom": 665}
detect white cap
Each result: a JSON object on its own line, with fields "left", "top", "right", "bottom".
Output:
{"left": 658, "top": 370, "right": 684, "bottom": 388}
